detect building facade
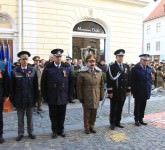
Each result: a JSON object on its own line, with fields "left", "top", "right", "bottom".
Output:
{"left": 0, "top": 0, "right": 149, "bottom": 63}
{"left": 143, "top": 0, "right": 165, "bottom": 62}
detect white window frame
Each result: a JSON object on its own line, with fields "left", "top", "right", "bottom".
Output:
{"left": 146, "top": 25, "right": 150, "bottom": 34}
{"left": 146, "top": 43, "right": 150, "bottom": 51}
{"left": 156, "top": 23, "right": 161, "bottom": 32}
{"left": 156, "top": 41, "right": 160, "bottom": 51}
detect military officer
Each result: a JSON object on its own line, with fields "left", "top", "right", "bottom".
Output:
{"left": 41, "top": 48, "right": 73, "bottom": 138}
{"left": 131, "top": 54, "right": 152, "bottom": 126}
{"left": 0, "top": 68, "right": 9, "bottom": 144}
{"left": 10, "top": 51, "right": 39, "bottom": 141}
{"left": 32, "top": 56, "right": 44, "bottom": 111}
{"left": 77, "top": 54, "right": 104, "bottom": 134}
{"left": 106, "top": 49, "right": 131, "bottom": 130}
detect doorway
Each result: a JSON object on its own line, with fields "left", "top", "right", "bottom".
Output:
{"left": 72, "top": 21, "right": 106, "bottom": 63}
{"left": 72, "top": 37, "right": 105, "bottom": 62}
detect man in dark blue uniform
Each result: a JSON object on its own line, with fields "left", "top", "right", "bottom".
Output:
{"left": 41, "top": 49, "right": 73, "bottom": 138}
{"left": 106, "top": 49, "right": 131, "bottom": 130}
{"left": 0, "top": 67, "right": 9, "bottom": 144}
{"left": 65, "top": 56, "right": 75, "bottom": 103}
{"left": 131, "top": 54, "right": 152, "bottom": 126}
{"left": 10, "top": 51, "right": 39, "bottom": 141}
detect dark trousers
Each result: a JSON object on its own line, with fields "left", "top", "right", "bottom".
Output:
{"left": 0, "top": 102, "right": 3, "bottom": 138}
{"left": 17, "top": 107, "right": 34, "bottom": 136}
{"left": 36, "top": 91, "right": 43, "bottom": 109}
{"left": 110, "top": 96, "right": 126, "bottom": 125}
{"left": 48, "top": 104, "right": 66, "bottom": 134}
{"left": 134, "top": 98, "right": 147, "bottom": 121}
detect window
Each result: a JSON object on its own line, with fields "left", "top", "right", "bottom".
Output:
{"left": 0, "top": 15, "right": 12, "bottom": 29}
{"left": 156, "top": 23, "right": 161, "bottom": 32}
{"left": 146, "top": 25, "right": 150, "bottom": 34}
{"left": 156, "top": 41, "right": 160, "bottom": 51}
{"left": 146, "top": 43, "right": 150, "bottom": 51}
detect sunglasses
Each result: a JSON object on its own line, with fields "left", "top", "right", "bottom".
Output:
{"left": 21, "top": 58, "right": 28, "bottom": 60}
{"left": 88, "top": 60, "right": 96, "bottom": 63}
{"left": 55, "top": 56, "right": 62, "bottom": 58}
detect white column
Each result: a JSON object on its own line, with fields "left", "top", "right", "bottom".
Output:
{"left": 18, "top": 0, "right": 22, "bottom": 52}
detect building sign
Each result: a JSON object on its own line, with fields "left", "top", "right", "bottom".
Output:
{"left": 73, "top": 21, "right": 105, "bottom": 34}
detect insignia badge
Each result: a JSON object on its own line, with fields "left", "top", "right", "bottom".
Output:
{"left": 94, "top": 72, "right": 97, "bottom": 78}
{"left": 125, "top": 68, "right": 128, "bottom": 74}
{"left": 26, "top": 71, "right": 32, "bottom": 77}
{"left": 63, "top": 70, "right": 67, "bottom": 77}
{"left": 15, "top": 72, "right": 23, "bottom": 78}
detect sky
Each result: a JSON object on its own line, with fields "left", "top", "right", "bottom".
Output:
{"left": 143, "top": 0, "right": 162, "bottom": 18}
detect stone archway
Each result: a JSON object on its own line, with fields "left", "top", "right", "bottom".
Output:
{"left": 0, "top": 13, "right": 16, "bottom": 61}
{"left": 72, "top": 20, "right": 107, "bottom": 63}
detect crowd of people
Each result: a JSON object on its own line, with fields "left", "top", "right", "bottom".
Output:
{"left": 150, "top": 61, "right": 165, "bottom": 88}
{"left": 0, "top": 48, "right": 164, "bottom": 144}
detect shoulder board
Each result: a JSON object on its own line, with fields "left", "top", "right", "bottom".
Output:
{"left": 95, "top": 66, "right": 102, "bottom": 72}
{"left": 45, "top": 62, "right": 54, "bottom": 68}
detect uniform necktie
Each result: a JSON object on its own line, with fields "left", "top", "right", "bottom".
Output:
{"left": 120, "top": 64, "right": 123, "bottom": 71}
{"left": 22, "top": 69, "right": 26, "bottom": 72}
{"left": 143, "top": 66, "right": 146, "bottom": 70}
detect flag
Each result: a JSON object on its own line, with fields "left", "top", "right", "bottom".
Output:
{"left": 6, "top": 43, "right": 12, "bottom": 78}
{"left": 0, "top": 43, "right": 6, "bottom": 61}
{"left": 0, "top": 60, "right": 6, "bottom": 71}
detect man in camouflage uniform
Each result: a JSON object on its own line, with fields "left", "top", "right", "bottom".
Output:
{"left": 77, "top": 54, "right": 104, "bottom": 134}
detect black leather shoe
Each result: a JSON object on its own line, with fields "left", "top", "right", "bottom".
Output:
{"left": 0, "top": 138, "right": 5, "bottom": 144}
{"left": 110, "top": 125, "right": 115, "bottom": 130}
{"left": 135, "top": 121, "right": 140, "bottom": 126}
{"left": 90, "top": 128, "right": 96, "bottom": 133}
{"left": 29, "top": 134, "right": 36, "bottom": 139}
{"left": 60, "top": 132, "right": 66, "bottom": 138}
{"left": 52, "top": 132, "right": 58, "bottom": 139}
{"left": 85, "top": 128, "right": 90, "bottom": 134}
{"left": 116, "top": 124, "right": 124, "bottom": 128}
{"left": 16, "top": 135, "right": 24, "bottom": 141}
{"left": 139, "top": 120, "right": 147, "bottom": 125}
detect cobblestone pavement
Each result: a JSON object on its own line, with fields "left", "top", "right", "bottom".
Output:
{"left": 1, "top": 90, "right": 165, "bottom": 150}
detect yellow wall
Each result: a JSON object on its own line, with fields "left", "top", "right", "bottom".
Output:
{"left": 0, "top": 0, "right": 149, "bottom": 63}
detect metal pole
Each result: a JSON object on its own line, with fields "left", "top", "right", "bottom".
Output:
{"left": 97, "top": 89, "right": 107, "bottom": 118}
{"left": 128, "top": 95, "right": 131, "bottom": 114}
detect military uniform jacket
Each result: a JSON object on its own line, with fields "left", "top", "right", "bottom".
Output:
{"left": 131, "top": 63, "right": 152, "bottom": 100}
{"left": 0, "top": 70, "right": 9, "bottom": 103}
{"left": 106, "top": 61, "right": 131, "bottom": 97}
{"left": 76, "top": 66, "right": 104, "bottom": 109}
{"left": 10, "top": 66, "right": 39, "bottom": 108}
{"left": 41, "top": 62, "right": 73, "bottom": 105}
{"left": 32, "top": 64, "right": 44, "bottom": 90}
